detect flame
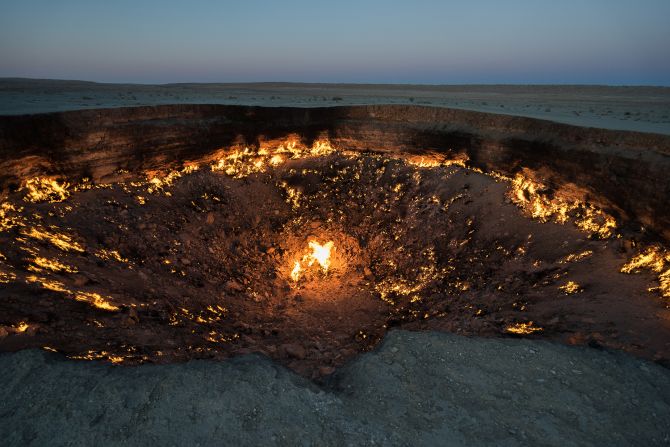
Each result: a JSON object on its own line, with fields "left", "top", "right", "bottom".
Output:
{"left": 405, "top": 153, "right": 469, "bottom": 168}
{"left": 26, "top": 274, "right": 68, "bottom": 292}
{"left": 308, "top": 240, "right": 334, "bottom": 271}
{"left": 146, "top": 164, "right": 197, "bottom": 194}
{"left": 509, "top": 173, "right": 616, "bottom": 238}
{"left": 373, "top": 247, "right": 447, "bottom": 305}
{"left": 0, "top": 271, "right": 16, "bottom": 283}
{"left": 269, "top": 154, "right": 284, "bottom": 166}
{"left": 22, "top": 177, "right": 70, "bottom": 203}
{"left": 26, "top": 275, "right": 120, "bottom": 311}
{"left": 290, "top": 261, "right": 302, "bottom": 282}
{"left": 28, "top": 256, "right": 78, "bottom": 273}
{"left": 14, "top": 321, "right": 29, "bottom": 333}
{"left": 559, "top": 250, "right": 593, "bottom": 264}
{"left": 1, "top": 202, "right": 25, "bottom": 232}
{"left": 621, "top": 247, "right": 667, "bottom": 274}
{"left": 279, "top": 181, "right": 303, "bottom": 209}
{"left": 210, "top": 136, "right": 336, "bottom": 178}
{"left": 290, "top": 240, "right": 335, "bottom": 282}
{"left": 621, "top": 246, "right": 670, "bottom": 299}
{"left": 559, "top": 281, "right": 583, "bottom": 294}
{"left": 95, "top": 248, "right": 129, "bottom": 264}
{"left": 20, "top": 227, "right": 85, "bottom": 252}
{"left": 505, "top": 321, "right": 543, "bottom": 334}
{"left": 69, "top": 350, "right": 127, "bottom": 363}
{"left": 74, "top": 291, "right": 120, "bottom": 312}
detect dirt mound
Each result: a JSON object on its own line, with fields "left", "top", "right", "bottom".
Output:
{"left": 1, "top": 150, "right": 668, "bottom": 377}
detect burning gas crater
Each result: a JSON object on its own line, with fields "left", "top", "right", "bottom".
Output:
{"left": 290, "top": 240, "right": 335, "bottom": 283}
{"left": 1, "top": 135, "right": 669, "bottom": 377}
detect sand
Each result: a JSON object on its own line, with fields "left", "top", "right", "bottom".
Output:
{"left": 1, "top": 331, "right": 669, "bottom": 446}
{"left": 1, "top": 78, "right": 669, "bottom": 134}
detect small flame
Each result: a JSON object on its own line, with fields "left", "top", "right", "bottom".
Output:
{"left": 290, "top": 261, "right": 302, "bottom": 282}
{"left": 621, "top": 246, "right": 670, "bottom": 299}
{"left": 28, "top": 256, "right": 78, "bottom": 273}
{"left": 20, "top": 227, "right": 85, "bottom": 253}
{"left": 405, "top": 153, "right": 469, "bottom": 168}
{"left": 559, "top": 281, "right": 583, "bottom": 294}
{"left": 22, "top": 177, "right": 70, "bottom": 203}
{"left": 269, "top": 154, "right": 284, "bottom": 166}
{"left": 0, "top": 202, "right": 25, "bottom": 232}
{"left": 14, "top": 321, "right": 29, "bottom": 333}
{"left": 505, "top": 321, "right": 543, "bottom": 335}
{"left": 26, "top": 275, "right": 120, "bottom": 311}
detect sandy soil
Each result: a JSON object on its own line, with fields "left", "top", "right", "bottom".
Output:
{"left": 1, "top": 331, "right": 669, "bottom": 446}
{"left": 1, "top": 78, "right": 669, "bottom": 134}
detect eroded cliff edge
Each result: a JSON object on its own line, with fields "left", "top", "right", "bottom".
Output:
{"left": 1, "top": 104, "right": 669, "bottom": 239}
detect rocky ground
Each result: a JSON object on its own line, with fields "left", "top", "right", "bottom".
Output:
{"left": 1, "top": 151, "right": 669, "bottom": 378}
{"left": 1, "top": 330, "right": 669, "bottom": 446}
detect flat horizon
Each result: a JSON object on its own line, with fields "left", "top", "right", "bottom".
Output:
{"left": 2, "top": 1, "right": 669, "bottom": 86}
{"left": 3, "top": 77, "right": 670, "bottom": 89}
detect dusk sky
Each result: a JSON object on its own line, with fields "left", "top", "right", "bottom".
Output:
{"left": 1, "top": 0, "right": 669, "bottom": 85}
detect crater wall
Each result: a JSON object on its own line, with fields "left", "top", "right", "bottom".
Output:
{"left": 1, "top": 105, "right": 669, "bottom": 238}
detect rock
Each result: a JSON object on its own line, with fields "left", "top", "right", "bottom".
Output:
{"left": 282, "top": 343, "right": 306, "bottom": 359}
{"left": 233, "top": 321, "right": 252, "bottom": 333}
{"left": 318, "top": 366, "right": 336, "bottom": 376}
{"left": 567, "top": 333, "right": 587, "bottom": 345}
{"left": 226, "top": 280, "right": 244, "bottom": 292}
{"left": 205, "top": 212, "right": 215, "bottom": 225}
{"left": 547, "top": 316, "right": 560, "bottom": 325}
{"left": 0, "top": 331, "right": 669, "bottom": 445}
{"left": 72, "top": 275, "right": 89, "bottom": 287}
{"left": 122, "top": 316, "right": 137, "bottom": 327}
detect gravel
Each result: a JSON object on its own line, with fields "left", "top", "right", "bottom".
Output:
{"left": 1, "top": 330, "right": 669, "bottom": 446}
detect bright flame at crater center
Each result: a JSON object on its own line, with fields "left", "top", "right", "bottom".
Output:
{"left": 308, "top": 240, "right": 333, "bottom": 271}
{"left": 290, "top": 240, "right": 334, "bottom": 282}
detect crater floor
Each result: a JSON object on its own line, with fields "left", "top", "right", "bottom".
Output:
{"left": 1, "top": 148, "right": 669, "bottom": 377}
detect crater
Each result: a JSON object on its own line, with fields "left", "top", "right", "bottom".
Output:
{"left": 1, "top": 105, "right": 669, "bottom": 378}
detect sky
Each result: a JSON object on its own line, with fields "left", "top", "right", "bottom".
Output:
{"left": 1, "top": 0, "right": 669, "bottom": 85}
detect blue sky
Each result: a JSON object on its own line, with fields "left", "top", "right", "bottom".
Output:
{"left": 1, "top": 0, "right": 669, "bottom": 85}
